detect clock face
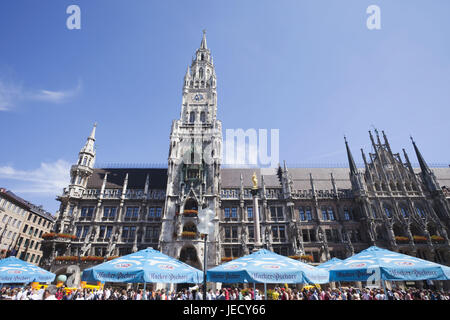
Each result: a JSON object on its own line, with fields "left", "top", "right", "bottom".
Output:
{"left": 191, "top": 93, "right": 204, "bottom": 102}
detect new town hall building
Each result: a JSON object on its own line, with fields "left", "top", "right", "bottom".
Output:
{"left": 41, "top": 33, "right": 450, "bottom": 286}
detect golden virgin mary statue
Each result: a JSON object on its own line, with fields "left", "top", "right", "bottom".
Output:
{"left": 251, "top": 172, "right": 258, "bottom": 189}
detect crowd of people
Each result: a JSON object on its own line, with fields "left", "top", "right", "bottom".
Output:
{"left": 1, "top": 285, "right": 449, "bottom": 300}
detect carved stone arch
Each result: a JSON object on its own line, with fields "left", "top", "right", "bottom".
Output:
{"left": 182, "top": 221, "right": 197, "bottom": 233}
{"left": 409, "top": 222, "right": 424, "bottom": 237}
{"left": 375, "top": 224, "right": 387, "bottom": 240}
{"left": 392, "top": 222, "right": 406, "bottom": 237}
{"left": 374, "top": 182, "right": 381, "bottom": 191}
{"left": 179, "top": 245, "right": 202, "bottom": 270}
{"left": 390, "top": 181, "right": 396, "bottom": 191}
{"left": 426, "top": 221, "right": 439, "bottom": 237}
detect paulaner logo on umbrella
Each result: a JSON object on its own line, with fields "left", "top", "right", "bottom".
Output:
{"left": 158, "top": 264, "right": 175, "bottom": 270}
{"left": 349, "top": 263, "right": 367, "bottom": 268}
{"left": 394, "top": 261, "right": 415, "bottom": 266}
{"left": 262, "top": 265, "right": 281, "bottom": 270}
{"left": 7, "top": 270, "right": 23, "bottom": 274}
{"left": 223, "top": 265, "right": 240, "bottom": 270}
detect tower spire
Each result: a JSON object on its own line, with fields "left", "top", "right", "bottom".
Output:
{"left": 410, "top": 136, "right": 440, "bottom": 193}
{"left": 81, "top": 122, "right": 97, "bottom": 155}
{"left": 410, "top": 136, "right": 431, "bottom": 174}
{"left": 200, "top": 29, "right": 207, "bottom": 49}
{"left": 344, "top": 136, "right": 357, "bottom": 175}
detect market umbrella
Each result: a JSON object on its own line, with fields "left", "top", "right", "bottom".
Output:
{"left": 317, "top": 257, "right": 343, "bottom": 288}
{"left": 207, "top": 249, "right": 329, "bottom": 284}
{"left": 81, "top": 248, "right": 203, "bottom": 284}
{"left": 317, "top": 257, "right": 342, "bottom": 270}
{"left": 0, "top": 256, "right": 55, "bottom": 284}
{"left": 328, "top": 246, "right": 450, "bottom": 282}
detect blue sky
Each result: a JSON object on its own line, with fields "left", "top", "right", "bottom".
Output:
{"left": 1, "top": 0, "right": 449, "bottom": 214}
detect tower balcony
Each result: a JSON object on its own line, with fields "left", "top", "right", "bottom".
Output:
{"left": 182, "top": 209, "right": 198, "bottom": 217}
{"left": 181, "top": 231, "right": 198, "bottom": 240}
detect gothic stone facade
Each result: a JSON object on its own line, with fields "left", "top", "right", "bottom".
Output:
{"left": 41, "top": 33, "right": 450, "bottom": 277}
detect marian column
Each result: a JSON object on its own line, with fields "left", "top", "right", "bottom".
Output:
{"left": 251, "top": 172, "right": 262, "bottom": 251}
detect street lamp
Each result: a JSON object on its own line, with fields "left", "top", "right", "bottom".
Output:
{"left": 197, "top": 208, "right": 215, "bottom": 300}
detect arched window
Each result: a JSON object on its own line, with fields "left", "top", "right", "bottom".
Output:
{"left": 321, "top": 207, "right": 328, "bottom": 220}
{"left": 384, "top": 205, "right": 392, "bottom": 218}
{"left": 416, "top": 205, "right": 426, "bottom": 218}
{"left": 199, "top": 67, "right": 204, "bottom": 78}
{"left": 327, "top": 207, "right": 335, "bottom": 220}
{"left": 200, "top": 112, "right": 206, "bottom": 123}
{"left": 343, "top": 207, "right": 352, "bottom": 220}
{"left": 400, "top": 206, "right": 409, "bottom": 218}
{"left": 82, "top": 157, "right": 87, "bottom": 165}
{"left": 371, "top": 205, "right": 378, "bottom": 218}
{"left": 189, "top": 111, "right": 195, "bottom": 123}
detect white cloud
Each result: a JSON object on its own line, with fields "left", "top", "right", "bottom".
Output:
{"left": 0, "top": 159, "right": 71, "bottom": 195}
{"left": 0, "top": 80, "right": 23, "bottom": 111}
{"left": 0, "top": 78, "right": 81, "bottom": 111}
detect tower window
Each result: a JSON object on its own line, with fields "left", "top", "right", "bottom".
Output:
{"left": 189, "top": 111, "right": 195, "bottom": 123}
{"left": 200, "top": 112, "right": 206, "bottom": 123}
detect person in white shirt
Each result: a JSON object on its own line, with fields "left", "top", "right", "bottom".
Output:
{"left": 104, "top": 288, "right": 111, "bottom": 300}
{"left": 43, "top": 285, "right": 58, "bottom": 300}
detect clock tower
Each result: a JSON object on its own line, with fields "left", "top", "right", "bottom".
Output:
{"left": 159, "top": 31, "right": 222, "bottom": 275}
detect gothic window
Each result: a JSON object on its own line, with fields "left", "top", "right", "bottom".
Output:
{"left": 302, "top": 229, "right": 309, "bottom": 242}
{"left": 299, "top": 207, "right": 306, "bottom": 221}
{"left": 231, "top": 207, "right": 238, "bottom": 220}
{"left": 343, "top": 207, "right": 351, "bottom": 220}
{"left": 103, "top": 206, "right": 116, "bottom": 220}
{"left": 400, "top": 206, "right": 409, "bottom": 218}
{"left": 224, "top": 226, "right": 238, "bottom": 242}
{"left": 305, "top": 207, "right": 312, "bottom": 221}
{"left": 80, "top": 207, "right": 94, "bottom": 219}
{"left": 82, "top": 157, "right": 87, "bottom": 165}
{"left": 383, "top": 205, "right": 392, "bottom": 218}
{"left": 99, "top": 226, "right": 106, "bottom": 238}
{"left": 199, "top": 67, "right": 204, "bottom": 78}
{"left": 106, "top": 226, "right": 112, "bottom": 239}
{"left": 125, "top": 206, "right": 139, "bottom": 220}
{"left": 189, "top": 111, "right": 195, "bottom": 123}
{"left": 75, "top": 226, "right": 82, "bottom": 238}
{"left": 270, "top": 207, "right": 283, "bottom": 221}
{"left": 200, "top": 111, "right": 206, "bottom": 123}
{"left": 247, "top": 207, "right": 253, "bottom": 220}
{"left": 224, "top": 208, "right": 230, "bottom": 219}
{"left": 325, "top": 229, "right": 332, "bottom": 242}
{"left": 415, "top": 205, "right": 426, "bottom": 218}
{"left": 82, "top": 226, "right": 90, "bottom": 238}
{"left": 327, "top": 207, "right": 335, "bottom": 220}
{"left": 248, "top": 226, "right": 254, "bottom": 240}
{"left": 321, "top": 207, "right": 328, "bottom": 220}
{"left": 271, "top": 225, "right": 286, "bottom": 242}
